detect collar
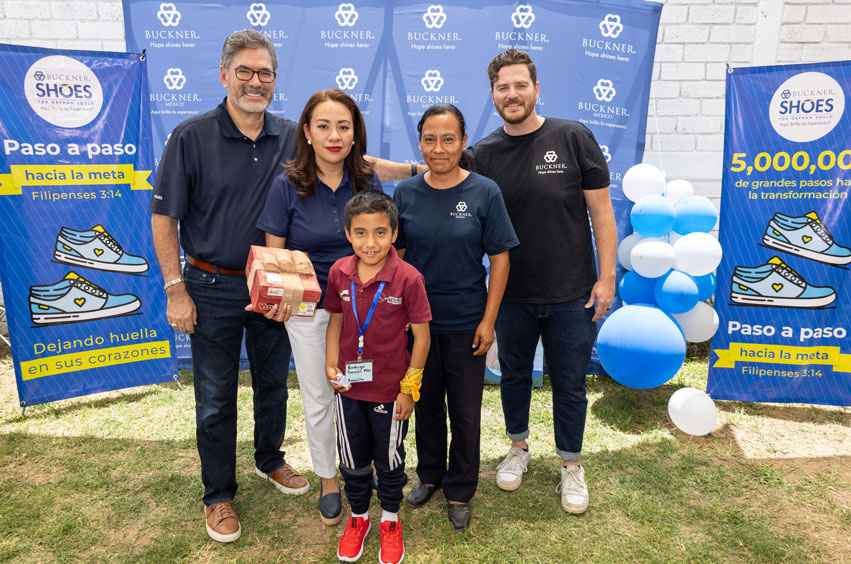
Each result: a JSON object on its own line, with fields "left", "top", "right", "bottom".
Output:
{"left": 215, "top": 97, "right": 280, "bottom": 140}
{"left": 339, "top": 246, "right": 400, "bottom": 287}
{"left": 317, "top": 165, "right": 352, "bottom": 192}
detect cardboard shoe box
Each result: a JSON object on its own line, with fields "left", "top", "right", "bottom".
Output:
{"left": 246, "top": 246, "right": 322, "bottom": 317}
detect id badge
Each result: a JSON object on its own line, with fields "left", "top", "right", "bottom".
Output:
{"left": 345, "top": 360, "right": 374, "bottom": 383}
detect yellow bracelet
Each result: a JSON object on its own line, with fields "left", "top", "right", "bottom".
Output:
{"left": 400, "top": 367, "right": 423, "bottom": 402}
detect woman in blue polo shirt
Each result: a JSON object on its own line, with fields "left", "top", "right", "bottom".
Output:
{"left": 393, "top": 104, "right": 518, "bottom": 530}
{"left": 256, "top": 88, "right": 380, "bottom": 526}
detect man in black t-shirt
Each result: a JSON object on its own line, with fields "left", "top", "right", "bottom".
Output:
{"left": 465, "top": 49, "right": 617, "bottom": 515}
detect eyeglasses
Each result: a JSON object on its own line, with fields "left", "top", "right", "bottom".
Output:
{"left": 231, "top": 66, "right": 276, "bottom": 83}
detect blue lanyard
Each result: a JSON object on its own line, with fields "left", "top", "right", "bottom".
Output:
{"left": 351, "top": 280, "right": 385, "bottom": 361}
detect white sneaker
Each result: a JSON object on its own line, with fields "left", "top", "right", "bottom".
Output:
{"left": 495, "top": 446, "right": 531, "bottom": 491}
{"left": 557, "top": 465, "right": 589, "bottom": 514}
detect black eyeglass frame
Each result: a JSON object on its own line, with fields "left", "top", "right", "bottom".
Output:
{"left": 231, "top": 66, "right": 277, "bottom": 83}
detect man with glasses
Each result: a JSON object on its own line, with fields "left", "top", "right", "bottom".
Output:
{"left": 150, "top": 29, "right": 414, "bottom": 542}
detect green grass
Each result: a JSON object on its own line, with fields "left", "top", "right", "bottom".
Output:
{"left": 1, "top": 347, "right": 849, "bottom": 564}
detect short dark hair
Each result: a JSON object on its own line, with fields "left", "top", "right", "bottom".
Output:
{"left": 345, "top": 191, "right": 399, "bottom": 231}
{"left": 487, "top": 49, "right": 537, "bottom": 88}
{"left": 221, "top": 30, "right": 277, "bottom": 70}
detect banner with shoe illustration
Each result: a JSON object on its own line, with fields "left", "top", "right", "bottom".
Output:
{"left": 0, "top": 44, "right": 177, "bottom": 407}
{"left": 708, "top": 60, "right": 851, "bottom": 406}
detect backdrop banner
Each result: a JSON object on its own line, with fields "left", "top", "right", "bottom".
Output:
{"left": 123, "top": 0, "right": 662, "bottom": 371}
{"left": 0, "top": 44, "right": 178, "bottom": 407}
{"left": 708, "top": 60, "right": 851, "bottom": 406}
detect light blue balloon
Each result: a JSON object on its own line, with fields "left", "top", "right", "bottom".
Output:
{"left": 630, "top": 195, "right": 676, "bottom": 238}
{"left": 693, "top": 272, "right": 717, "bottom": 301}
{"left": 674, "top": 196, "right": 717, "bottom": 234}
{"left": 618, "top": 271, "right": 657, "bottom": 305}
{"left": 597, "top": 304, "right": 686, "bottom": 389}
{"left": 654, "top": 270, "right": 700, "bottom": 314}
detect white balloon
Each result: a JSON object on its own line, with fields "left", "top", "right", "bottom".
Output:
{"left": 629, "top": 238, "right": 675, "bottom": 279}
{"left": 668, "top": 387, "right": 718, "bottom": 436}
{"left": 617, "top": 232, "right": 644, "bottom": 271}
{"left": 623, "top": 163, "right": 666, "bottom": 202}
{"left": 665, "top": 179, "right": 694, "bottom": 204}
{"left": 671, "top": 301, "right": 719, "bottom": 342}
{"left": 673, "top": 232, "right": 723, "bottom": 276}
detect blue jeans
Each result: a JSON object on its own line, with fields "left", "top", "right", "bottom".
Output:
{"left": 495, "top": 297, "right": 595, "bottom": 462}
{"left": 184, "top": 263, "right": 292, "bottom": 505}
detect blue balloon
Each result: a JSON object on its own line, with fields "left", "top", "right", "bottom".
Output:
{"left": 630, "top": 195, "right": 676, "bottom": 237}
{"left": 618, "top": 270, "right": 657, "bottom": 305}
{"left": 674, "top": 196, "right": 717, "bottom": 234}
{"left": 597, "top": 304, "right": 686, "bottom": 389}
{"left": 693, "top": 272, "right": 717, "bottom": 301}
{"left": 654, "top": 270, "right": 700, "bottom": 314}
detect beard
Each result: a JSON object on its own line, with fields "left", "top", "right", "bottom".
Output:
{"left": 229, "top": 83, "right": 273, "bottom": 114}
{"left": 496, "top": 97, "right": 535, "bottom": 125}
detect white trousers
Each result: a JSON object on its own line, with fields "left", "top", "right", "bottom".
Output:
{"left": 286, "top": 309, "right": 337, "bottom": 479}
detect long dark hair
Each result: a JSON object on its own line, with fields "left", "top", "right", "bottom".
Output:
{"left": 286, "top": 89, "right": 374, "bottom": 198}
{"left": 416, "top": 103, "right": 473, "bottom": 171}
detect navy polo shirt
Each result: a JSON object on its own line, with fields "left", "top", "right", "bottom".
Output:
{"left": 393, "top": 172, "right": 518, "bottom": 333}
{"left": 256, "top": 166, "right": 382, "bottom": 308}
{"left": 150, "top": 97, "right": 297, "bottom": 270}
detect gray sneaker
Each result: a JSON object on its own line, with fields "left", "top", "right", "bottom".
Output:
{"left": 496, "top": 446, "right": 531, "bottom": 491}
{"left": 557, "top": 465, "right": 589, "bottom": 514}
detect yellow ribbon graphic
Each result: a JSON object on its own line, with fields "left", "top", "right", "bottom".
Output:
{"left": 0, "top": 164, "right": 152, "bottom": 195}
{"left": 714, "top": 342, "right": 851, "bottom": 372}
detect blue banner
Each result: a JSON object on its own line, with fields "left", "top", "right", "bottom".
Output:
{"left": 0, "top": 44, "right": 178, "bottom": 406}
{"left": 708, "top": 60, "right": 851, "bottom": 406}
{"left": 123, "top": 0, "right": 661, "bottom": 368}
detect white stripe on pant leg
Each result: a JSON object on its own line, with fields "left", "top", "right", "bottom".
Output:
{"left": 286, "top": 310, "right": 337, "bottom": 479}
{"left": 336, "top": 393, "right": 355, "bottom": 469}
{"left": 387, "top": 402, "right": 400, "bottom": 471}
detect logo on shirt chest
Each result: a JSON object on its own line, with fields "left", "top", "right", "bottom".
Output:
{"left": 536, "top": 149, "right": 568, "bottom": 175}
{"left": 379, "top": 294, "right": 403, "bottom": 306}
{"left": 449, "top": 200, "right": 472, "bottom": 219}
{"left": 340, "top": 289, "right": 351, "bottom": 302}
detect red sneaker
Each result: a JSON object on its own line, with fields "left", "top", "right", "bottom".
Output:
{"left": 378, "top": 519, "right": 405, "bottom": 564}
{"left": 337, "top": 516, "right": 370, "bottom": 562}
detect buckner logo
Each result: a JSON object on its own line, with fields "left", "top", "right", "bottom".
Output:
{"left": 408, "top": 69, "right": 457, "bottom": 106}
{"left": 163, "top": 68, "right": 186, "bottom": 91}
{"left": 544, "top": 151, "right": 557, "bottom": 163}
{"left": 768, "top": 71, "right": 845, "bottom": 143}
{"left": 246, "top": 3, "right": 270, "bottom": 26}
{"left": 577, "top": 79, "right": 630, "bottom": 120}
{"left": 593, "top": 79, "right": 616, "bottom": 102}
{"left": 599, "top": 14, "right": 623, "bottom": 38}
{"left": 512, "top": 5, "right": 535, "bottom": 29}
{"left": 421, "top": 70, "right": 444, "bottom": 92}
{"left": 336, "top": 68, "right": 358, "bottom": 90}
{"left": 423, "top": 5, "right": 447, "bottom": 28}
{"left": 536, "top": 150, "right": 568, "bottom": 174}
{"left": 335, "top": 3, "right": 358, "bottom": 26}
{"left": 24, "top": 55, "right": 104, "bottom": 128}
{"left": 450, "top": 201, "right": 471, "bottom": 219}
{"left": 157, "top": 3, "right": 181, "bottom": 26}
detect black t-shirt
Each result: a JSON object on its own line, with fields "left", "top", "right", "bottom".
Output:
{"left": 150, "top": 98, "right": 297, "bottom": 270}
{"left": 466, "top": 118, "right": 610, "bottom": 303}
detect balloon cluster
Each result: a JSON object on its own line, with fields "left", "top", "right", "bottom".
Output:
{"left": 598, "top": 163, "right": 722, "bottom": 392}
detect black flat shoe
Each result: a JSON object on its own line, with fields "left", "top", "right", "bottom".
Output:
{"left": 318, "top": 484, "right": 342, "bottom": 526}
{"left": 406, "top": 483, "right": 439, "bottom": 508}
{"left": 447, "top": 503, "right": 471, "bottom": 531}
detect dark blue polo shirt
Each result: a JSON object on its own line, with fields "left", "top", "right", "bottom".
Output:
{"left": 256, "top": 166, "right": 382, "bottom": 308}
{"left": 150, "top": 97, "right": 297, "bottom": 270}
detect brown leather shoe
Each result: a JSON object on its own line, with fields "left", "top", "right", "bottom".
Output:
{"left": 204, "top": 501, "right": 241, "bottom": 543}
{"left": 255, "top": 464, "right": 310, "bottom": 495}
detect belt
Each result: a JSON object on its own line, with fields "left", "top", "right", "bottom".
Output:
{"left": 185, "top": 255, "right": 244, "bottom": 276}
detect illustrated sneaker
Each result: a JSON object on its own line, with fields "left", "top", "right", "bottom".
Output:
{"left": 496, "top": 446, "right": 531, "bottom": 491}
{"left": 29, "top": 272, "right": 142, "bottom": 325}
{"left": 378, "top": 519, "right": 405, "bottom": 564}
{"left": 54, "top": 224, "right": 149, "bottom": 273}
{"left": 730, "top": 257, "right": 835, "bottom": 308}
{"left": 337, "top": 516, "right": 370, "bottom": 562}
{"left": 762, "top": 211, "right": 851, "bottom": 265}
{"left": 557, "top": 465, "right": 589, "bottom": 514}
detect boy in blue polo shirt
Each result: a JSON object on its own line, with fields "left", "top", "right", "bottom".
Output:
{"left": 324, "top": 191, "right": 431, "bottom": 564}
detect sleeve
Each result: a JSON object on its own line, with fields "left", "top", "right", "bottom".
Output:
{"left": 150, "top": 125, "right": 191, "bottom": 218}
{"left": 403, "top": 268, "right": 432, "bottom": 324}
{"left": 391, "top": 183, "right": 407, "bottom": 250}
{"left": 323, "top": 263, "right": 344, "bottom": 313}
{"left": 481, "top": 179, "right": 520, "bottom": 256}
{"left": 577, "top": 124, "right": 611, "bottom": 191}
{"left": 255, "top": 173, "right": 293, "bottom": 237}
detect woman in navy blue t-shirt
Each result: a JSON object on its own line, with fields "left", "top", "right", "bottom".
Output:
{"left": 256, "top": 89, "right": 380, "bottom": 527}
{"left": 393, "top": 104, "right": 518, "bottom": 530}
